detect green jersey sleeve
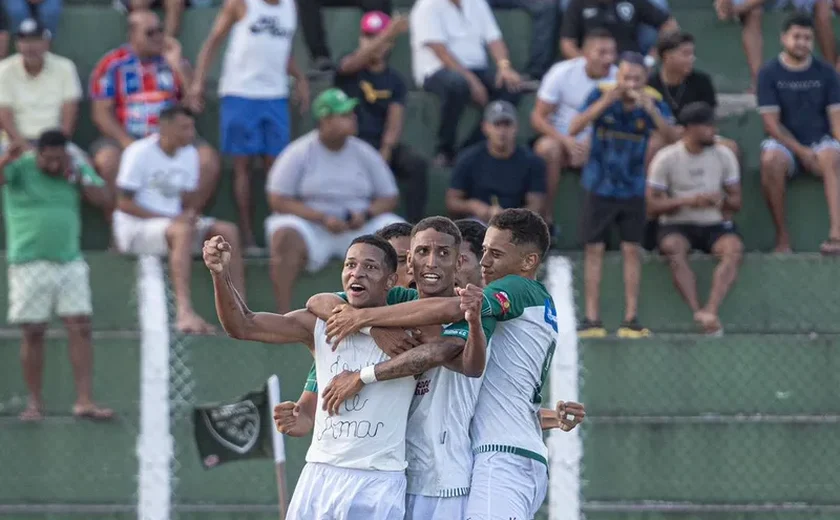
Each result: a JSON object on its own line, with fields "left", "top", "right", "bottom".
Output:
{"left": 480, "top": 275, "right": 551, "bottom": 322}
{"left": 3, "top": 156, "right": 22, "bottom": 186}
{"left": 334, "top": 287, "right": 418, "bottom": 304}
{"left": 79, "top": 163, "right": 105, "bottom": 187}
{"left": 441, "top": 316, "right": 497, "bottom": 341}
{"left": 303, "top": 363, "right": 317, "bottom": 393}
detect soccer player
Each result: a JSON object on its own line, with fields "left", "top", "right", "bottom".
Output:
{"left": 319, "top": 208, "right": 563, "bottom": 520}
{"left": 204, "top": 233, "right": 486, "bottom": 519}
{"left": 308, "top": 217, "right": 495, "bottom": 519}
{"left": 454, "top": 218, "right": 487, "bottom": 289}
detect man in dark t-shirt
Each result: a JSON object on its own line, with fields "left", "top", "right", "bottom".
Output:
{"left": 560, "top": 0, "right": 676, "bottom": 58}
{"left": 334, "top": 11, "right": 428, "bottom": 223}
{"left": 446, "top": 101, "right": 546, "bottom": 223}
{"left": 757, "top": 13, "right": 840, "bottom": 255}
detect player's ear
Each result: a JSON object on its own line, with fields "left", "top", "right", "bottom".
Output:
{"left": 456, "top": 251, "right": 464, "bottom": 271}
{"left": 406, "top": 252, "right": 414, "bottom": 276}
{"left": 386, "top": 271, "right": 397, "bottom": 289}
{"left": 521, "top": 250, "right": 540, "bottom": 274}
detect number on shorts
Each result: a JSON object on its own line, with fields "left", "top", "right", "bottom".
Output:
{"left": 532, "top": 340, "right": 556, "bottom": 404}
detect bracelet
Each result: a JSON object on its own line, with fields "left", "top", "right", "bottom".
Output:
{"left": 360, "top": 326, "right": 372, "bottom": 335}
{"left": 360, "top": 365, "right": 378, "bottom": 385}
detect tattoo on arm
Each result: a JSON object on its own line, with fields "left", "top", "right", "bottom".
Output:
{"left": 373, "top": 341, "right": 463, "bottom": 380}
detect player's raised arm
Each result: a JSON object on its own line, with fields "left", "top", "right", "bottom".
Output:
{"left": 449, "top": 283, "right": 491, "bottom": 377}
{"left": 203, "top": 236, "right": 315, "bottom": 346}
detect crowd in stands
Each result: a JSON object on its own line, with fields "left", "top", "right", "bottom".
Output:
{"left": 2, "top": 0, "right": 840, "bottom": 420}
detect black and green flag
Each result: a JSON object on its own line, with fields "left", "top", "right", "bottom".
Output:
{"left": 193, "top": 382, "right": 274, "bottom": 469}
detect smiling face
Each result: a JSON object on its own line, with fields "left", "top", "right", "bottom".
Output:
{"left": 341, "top": 243, "right": 395, "bottom": 307}
{"left": 480, "top": 226, "right": 532, "bottom": 284}
{"left": 455, "top": 242, "right": 482, "bottom": 288}
{"left": 409, "top": 228, "right": 461, "bottom": 298}
{"left": 387, "top": 235, "right": 412, "bottom": 288}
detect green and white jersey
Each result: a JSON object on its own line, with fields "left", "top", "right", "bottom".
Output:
{"left": 471, "top": 275, "right": 558, "bottom": 466}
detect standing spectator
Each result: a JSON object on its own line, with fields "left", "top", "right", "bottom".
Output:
{"left": 446, "top": 100, "right": 545, "bottom": 222}
{"left": 113, "top": 106, "right": 245, "bottom": 334}
{"left": 265, "top": 88, "right": 404, "bottom": 313}
{"left": 758, "top": 14, "right": 840, "bottom": 255}
{"left": 561, "top": 0, "right": 677, "bottom": 59}
{"left": 411, "top": 0, "right": 523, "bottom": 167}
{"left": 454, "top": 218, "right": 486, "bottom": 288}
{"left": 531, "top": 28, "right": 617, "bottom": 234}
{"left": 4, "top": 0, "right": 61, "bottom": 40}
{"left": 335, "top": 11, "right": 428, "bottom": 223}
{"left": 189, "top": 0, "right": 309, "bottom": 253}
{"left": 298, "top": 0, "right": 392, "bottom": 76}
{"left": 647, "top": 102, "right": 743, "bottom": 335}
{"left": 486, "top": 0, "right": 561, "bottom": 80}
{"left": 569, "top": 51, "right": 676, "bottom": 338}
{"left": 715, "top": 0, "right": 836, "bottom": 91}
{"left": 89, "top": 11, "right": 221, "bottom": 232}
{"left": 1, "top": 131, "right": 113, "bottom": 422}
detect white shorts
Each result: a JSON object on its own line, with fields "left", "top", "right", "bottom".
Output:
{"left": 760, "top": 136, "right": 840, "bottom": 176}
{"left": 113, "top": 211, "right": 216, "bottom": 256}
{"left": 288, "top": 462, "right": 406, "bottom": 520}
{"left": 465, "top": 451, "right": 548, "bottom": 520}
{"left": 405, "top": 494, "right": 467, "bottom": 520}
{"left": 8, "top": 259, "right": 92, "bottom": 324}
{"left": 264, "top": 213, "right": 405, "bottom": 272}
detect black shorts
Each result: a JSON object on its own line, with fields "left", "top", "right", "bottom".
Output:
{"left": 657, "top": 222, "right": 740, "bottom": 254}
{"left": 580, "top": 193, "right": 646, "bottom": 245}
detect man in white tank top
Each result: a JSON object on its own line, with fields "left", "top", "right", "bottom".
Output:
{"left": 203, "top": 232, "right": 415, "bottom": 519}
{"left": 189, "top": 0, "right": 309, "bottom": 251}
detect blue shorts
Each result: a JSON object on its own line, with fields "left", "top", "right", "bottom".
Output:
{"left": 220, "top": 96, "right": 290, "bottom": 157}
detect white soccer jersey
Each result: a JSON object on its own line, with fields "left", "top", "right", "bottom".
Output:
{"left": 306, "top": 319, "right": 415, "bottom": 472}
{"left": 470, "top": 275, "right": 558, "bottom": 466}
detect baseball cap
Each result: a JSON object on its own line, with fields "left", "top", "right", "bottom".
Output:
{"left": 680, "top": 101, "right": 715, "bottom": 126}
{"left": 312, "top": 88, "right": 359, "bottom": 121}
{"left": 360, "top": 11, "right": 391, "bottom": 36}
{"left": 483, "top": 100, "right": 517, "bottom": 124}
{"left": 16, "top": 18, "right": 51, "bottom": 39}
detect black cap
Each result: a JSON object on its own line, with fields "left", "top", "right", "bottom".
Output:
{"left": 483, "top": 100, "right": 517, "bottom": 124}
{"left": 16, "top": 18, "right": 51, "bottom": 39}
{"left": 680, "top": 101, "right": 715, "bottom": 126}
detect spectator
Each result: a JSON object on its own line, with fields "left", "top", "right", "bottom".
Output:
{"left": 189, "top": 0, "right": 309, "bottom": 253}
{"left": 298, "top": 0, "right": 392, "bottom": 76}
{"left": 113, "top": 106, "right": 244, "bottom": 334}
{"left": 531, "top": 28, "right": 617, "bottom": 235}
{"left": 0, "top": 5, "right": 11, "bottom": 59}
{"left": 411, "top": 0, "right": 523, "bottom": 167}
{"left": 0, "top": 20, "right": 82, "bottom": 150}
{"left": 1, "top": 131, "right": 113, "bottom": 422}
{"left": 569, "top": 51, "right": 676, "bottom": 339}
{"left": 758, "top": 14, "right": 840, "bottom": 255}
{"left": 454, "top": 218, "right": 486, "bottom": 288}
{"left": 114, "top": 0, "right": 186, "bottom": 38}
{"left": 715, "top": 0, "right": 837, "bottom": 91}
{"left": 335, "top": 11, "right": 429, "bottom": 223}
{"left": 265, "top": 88, "right": 404, "bottom": 313}
{"left": 647, "top": 30, "right": 740, "bottom": 160}
{"left": 647, "top": 102, "right": 743, "bottom": 335}
{"left": 561, "top": 0, "right": 677, "bottom": 59}
{"left": 89, "top": 10, "right": 220, "bottom": 234}
{"left": 4, "top": 0, "right": 61, "bottom": 41}
{"left": 486, "top": 0, "right": 561, "bottom": 80}
{"left": 375, "top": 221, "right": 414, "bottom": 288}
{"left": 446, "top": 100, "right": 545, "bottom": 222}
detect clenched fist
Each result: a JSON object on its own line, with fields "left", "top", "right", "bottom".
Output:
{"left": 203, "top": 235, "right": 232, "bottom": 274}
{"left": 273, "top": 401, "right": 313, "bottom": 437}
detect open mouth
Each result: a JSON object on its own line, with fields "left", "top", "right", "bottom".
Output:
{"left": 348, "top": 283, "right": 367, "bottom": 295}
{"left": 420, "top": 273, "right": 441, "bottom": 283}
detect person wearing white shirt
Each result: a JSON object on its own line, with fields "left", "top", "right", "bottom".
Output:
{"left": 530, "top": 28, "right": 617, "bottom": 235}
{"left": 410, "top": 0, "right": 523, "bottom": 166}
{"left": 113, "top": 105, "right": 246, "bottom": 335}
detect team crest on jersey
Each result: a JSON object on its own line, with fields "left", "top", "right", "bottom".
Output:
{"left": 494, "top": 291, "right": 511, "bottom": 315}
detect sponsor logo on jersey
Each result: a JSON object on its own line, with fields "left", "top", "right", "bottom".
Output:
{"left": 415, "top": 378, "right": 430, "bottom": 396}
{"left": 494, "top": 291, "right": 511, "bottom": 315}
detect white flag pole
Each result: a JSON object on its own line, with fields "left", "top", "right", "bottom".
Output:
{"left": 267, "top": 375, "right": 289, "bottom": 520}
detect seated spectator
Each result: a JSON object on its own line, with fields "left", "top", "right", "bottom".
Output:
{"left": 531, "top": 28, "right": 617, "bottom": 235}
{"left": 647, "top": 30, "right": 740, "bottom": 161}
{"left": 113, "top": 106, "right": 244, "bottom": 335}
{"left": 454, "top": 218, "right": 486, "bottom": 288}
{"left": 298, "top": 0, "right": 392, "bottom": 76}
{"left": 89, "top": 10, "right": 220, "bottom": 234}
{"left": 375, "top": 222, "right": 414, "bottom": 288}
{"left": 561, "top": 0, "right": 677, "bottom": 59}
{"left": 4, "top": 0, "right": 61, "bottom": 41}
{"left": 715, "top": 0, "right": 837, "bottom": 91}
{"left": 0, "top": 20, "right": 95, "bottom": 171}
{"left": 265, "top": 88, "right": 404, "bottom": 313}
{"left": 411, "top": 0, "right": 523, "bottom": 167}
{"left": 446, "top": 100, "right": 546, "bottom": 222}
{"left": 486, "top": 0, "right": 561, "bottom": 80}
{"left": 647, "top": 102, "right": 743, "bottom": 335}
{"left": 1, "top": 131, "right": 113, "bottom": 422}
{"left": 335, "top": 11, "right": 429, "bottom": 223}
{"left": 569, "top": 52, "right": 676, "bottom": 339}
{"left": 114, "top": 0, "right": 186, "bottom": 38}
{"left": 757, "top": 14, "right": 840, "bottom": 255}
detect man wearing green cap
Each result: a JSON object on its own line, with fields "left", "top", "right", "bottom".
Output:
{"left": 265, "top": 87, "right": 405, "bottom": 313}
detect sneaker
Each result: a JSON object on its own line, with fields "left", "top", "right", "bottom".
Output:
{"left": 616, "top": 318, "right": 651, "bottom": 339}
{"left": 577, "top": 319, "right": 607, "bottom": 338}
